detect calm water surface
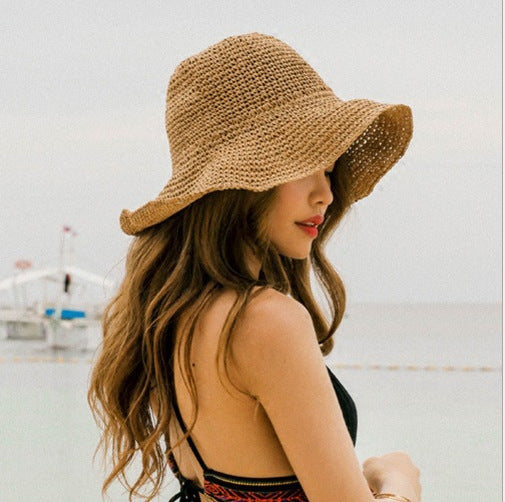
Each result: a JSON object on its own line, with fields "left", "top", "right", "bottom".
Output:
{"left": 0, "top": 304, "right": 501, "bottom": 501}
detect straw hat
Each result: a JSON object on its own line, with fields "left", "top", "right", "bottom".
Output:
{"left": 120, "top": 32, "right": 413, "bottom": 235}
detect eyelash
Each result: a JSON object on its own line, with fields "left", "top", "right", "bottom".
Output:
{"left": 325, "top": 171, "right": 333, "bottom": 177}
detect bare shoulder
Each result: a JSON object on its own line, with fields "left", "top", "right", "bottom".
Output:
{"left": 230, "top": 287, "right": 323, "bottom": 395}
{"left": 237, "top": 287, "right": 315, "bottom": 350}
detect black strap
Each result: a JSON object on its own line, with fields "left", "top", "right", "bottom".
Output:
{"left": 168, "top": 479, "right": 204, "bottom": 502}
{"left": 171, "top": 389, "right": 208, "bottom": 471}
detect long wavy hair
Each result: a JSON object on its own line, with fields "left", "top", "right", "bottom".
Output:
{"left": 88, "top": 156, "right": 354, "bottom": 500}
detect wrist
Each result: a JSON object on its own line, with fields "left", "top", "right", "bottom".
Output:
{"left": 373, "top": 494, "right": 411, "bottom": 502}
{"left": 376, "top": 477, "right": 416, "bottom": 502}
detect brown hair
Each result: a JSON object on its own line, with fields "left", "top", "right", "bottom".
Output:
{"left": 88, "top": 157, "right": 353, "bottom": 500}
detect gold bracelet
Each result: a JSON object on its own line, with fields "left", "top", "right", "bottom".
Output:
{"left": 373, "top": 493, "right": 412, "bottom": 502}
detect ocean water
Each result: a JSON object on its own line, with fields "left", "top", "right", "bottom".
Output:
{"left": 0, "top": 303, "right": 501, "bottom": 501}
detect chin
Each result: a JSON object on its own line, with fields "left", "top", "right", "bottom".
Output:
{"left": 278, "top": 246, "right": 311, "bottom": 260}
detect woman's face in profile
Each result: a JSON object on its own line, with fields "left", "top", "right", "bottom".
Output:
{"left": 265, "top": 164, "right": 334, "bottom": 259}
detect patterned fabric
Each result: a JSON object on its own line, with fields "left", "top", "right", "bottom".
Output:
{"left": 168, "top": 452, "right": 308, "bottom": 501}
{"left": 204, "top": 477, "right": 308, "bottom": 501}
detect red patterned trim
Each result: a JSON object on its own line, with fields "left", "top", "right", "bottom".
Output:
{"left": 204, "top": 478, "right": 308, "bottom": 501}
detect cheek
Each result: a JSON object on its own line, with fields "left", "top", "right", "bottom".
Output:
{"left": 265, "top": 182, "right": 307, "bottom": 238}
{"left": 268, "top": 194, "right": 294, "bottom": 231}
{"left": 274, "top": 184, "right": 304, "bottom": 213}
{"left": 266, "top": 202, "right": 298, "bottom": 244}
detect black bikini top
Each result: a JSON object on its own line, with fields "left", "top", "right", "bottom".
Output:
{"left": 168, "top": 366, "right": 357, "bottom": 501}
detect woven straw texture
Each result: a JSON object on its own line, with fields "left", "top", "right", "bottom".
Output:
{"left": 120, "top": 32, "right": 413, "bottom": 235}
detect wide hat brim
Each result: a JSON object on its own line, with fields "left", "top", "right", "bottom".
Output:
{"left": 120, "top": 92, "right": 412, "bottom": 235}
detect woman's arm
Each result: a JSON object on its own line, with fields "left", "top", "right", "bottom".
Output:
{"left": 230, "top": 288, "right": 420, "bottom": 502}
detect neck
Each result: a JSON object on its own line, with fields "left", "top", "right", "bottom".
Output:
{"left": 244, "top": 246, "right": 262, "bottom": 280}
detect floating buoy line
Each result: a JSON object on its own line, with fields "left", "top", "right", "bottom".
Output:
{"left": 0, "top": 356, "right": 500, "bottom": 373}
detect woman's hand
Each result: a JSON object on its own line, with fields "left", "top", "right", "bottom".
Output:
{"left": 363, "top": 451, "right": 421, "bottom": 502}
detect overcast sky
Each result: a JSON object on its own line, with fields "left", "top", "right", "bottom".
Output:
{"left": 0, "top": 0, "right": 501, "bottom": 304}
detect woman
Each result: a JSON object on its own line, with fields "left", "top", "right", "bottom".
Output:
{"left": 88, "top": 33, "right": 421, "bottom": 502}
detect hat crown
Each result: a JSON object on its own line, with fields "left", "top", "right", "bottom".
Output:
{"left": 165, "top": 33, "right": 334, "bottom": 174}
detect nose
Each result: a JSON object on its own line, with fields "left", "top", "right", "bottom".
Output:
{"left": 310, "top": 170, "right": 334, "bottom": 208}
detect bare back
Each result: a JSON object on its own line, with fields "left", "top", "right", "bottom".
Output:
{"left": 169, "top": 287, "right": 296, "bottom": 488}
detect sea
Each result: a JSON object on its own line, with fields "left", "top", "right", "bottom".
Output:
{"left": 0, "top": 303, "right": 501, "bottom": 501}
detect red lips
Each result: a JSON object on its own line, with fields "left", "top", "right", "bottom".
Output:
{"left": 296, "top": 215, "right": 324, "bottom": 226}
{"left": 295, "top": 214, "right": 324, "bottom": 239}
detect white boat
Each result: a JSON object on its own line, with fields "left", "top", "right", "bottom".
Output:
{"left": 0, "top": 226, "right": 114, "bottom": 349}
